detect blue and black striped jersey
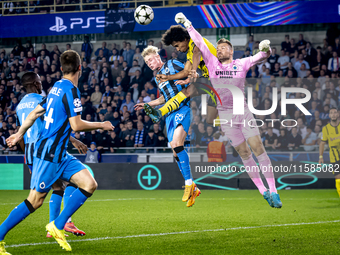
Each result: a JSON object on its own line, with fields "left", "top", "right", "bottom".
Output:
{"left": 16, "top": 93, "right": 44, "bottom": 165}
{"left": 155, "top": 59, "right": 190, "bottom": 109}
{"left": 34, "top": 79, "right": 82, "bottom": 163}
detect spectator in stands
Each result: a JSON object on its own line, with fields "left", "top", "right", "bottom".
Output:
{"left": 268, "top": 47, "right": 279, "bottom": 71}
{"left": 305, "top": 42, "right": 317, "bottom": 61}
{"left": 133, "top": 47, "right": 144, "bottom": 68}
{"left": 145, "top": 81, "right": 157, "bottom": 96}
{"left": 120, "top": 93, "right": 134, "bottom": 112}
{"left": 297, "top": 63, "right": 308, "bottom": 78}
{"left": 200, "top": 125, "right": 214, "bottom": 146}
{"left": 145, "top": 127, "right": 157, "bottom": 147}
{"left": 245, "top": 35, "right": 255, "bottom": 52}
{"left": 98, "top": 66, "right": 113, "bottom": 86}
{"left": 264, "top": 127, "right": 277, "bottom": 151}
{"left": 294, "top": 54, "right": 310, "bottom": 71}
{"left": 296, "top": 34, "right": 307, "bottom": 52}
{"left": 128, "top": 60, "right": 142, "bottom": 82}
{"left": 302, "top": 126, "right": 317, "bottom": 151}
{"left": 288, "top": 38, "right": 297, "bottom": 57}
{"left": 287, "top": 127, "right": 302, "bottom": 151}
{"left": 37, "top": 50, "right": 50, "bottom": 66}
{"left": 108, "top": 131, "right": 120, "bottom": 152}
{"left": 85, "top": 142, "right": 101, "bottom": 163}
{"left": 278, "top": 49, "right": 289, "bottom": 72}
{"left": 277, "top": 129, "right": 288, "bottom": 151}
{"left": 91, "top": 85, "right": 102, "bottom": 108}
{"left": 122, "top": 42, "right": 135, "bottom": 67}
{"left": 120, "top": 120, "right": 136, "bottom": 147}
{"left": 109, "top": 49, "right": 120, "bottom": 63}
{"left": 81, "top": 36, "right": 93, "bottom": 63}
{"left": 158, "top": 42, "right": 167, "bottom": 62}
{"left": 95, "top": 42, "right": 109, "bottom": 58}
{"left": 111, "top": 60, "right": 122, "bottom": 79}
{"left": 195, "top": 122, "right": 206, "bottom": 147}
{"left": 129, "top": 83, "right": 140, "bottom": 103}
{"left": 328, "top": 51, "right": 340, "bottom": 72}
{"left": 281, "top": 35, "right": 290, "bottom": 52}
{"left": 152, "top": 123, "right": 166, "bottom": 147}
{"left": 241, "top": 48, "right": 251, "bottom": 58}
{"left": 134, "top": 121, "right": 146, "bottom": 147}
{"left": 272, "top": 63, "right": 281, "bottom": 77}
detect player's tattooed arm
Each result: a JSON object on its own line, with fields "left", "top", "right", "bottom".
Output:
{"left": 6, "top": 105, "right": 46, "bottom": 147}
{"left": 69, "top": 115, "right": 114, "bottom": 132}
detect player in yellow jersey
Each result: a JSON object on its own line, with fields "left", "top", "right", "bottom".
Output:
{"left": 319, "top": 107, "right": 340, "bottom": 197}
{"left": 143, "top": 25, "right": 218, "bottom": 124}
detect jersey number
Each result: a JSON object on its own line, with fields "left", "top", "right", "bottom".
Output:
{"left": 44, "top": 98, "right": 54, "bottom": 129}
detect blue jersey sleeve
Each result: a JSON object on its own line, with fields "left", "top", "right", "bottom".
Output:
{"left": 39, "top": 97, "right": 47, "bottom": 110}
{"left": 62, "top": 87, "right": 82, "bottom": 118}
{"left": 172, "top": 60, "right": 184, "bottom": 73}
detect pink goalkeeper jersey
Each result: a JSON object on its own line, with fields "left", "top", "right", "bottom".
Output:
{"left": 187, "top": 25, "right": 270, "bottom": 111}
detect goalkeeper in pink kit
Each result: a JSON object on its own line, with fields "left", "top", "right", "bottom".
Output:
{"left": 175, "top": 13, "right": 282, "bottom": 208}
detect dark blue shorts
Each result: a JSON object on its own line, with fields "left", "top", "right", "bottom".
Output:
{"left": 166, "top": 105, "right": 191, "bottom": 142}
{"left": 31, "top": 152, "right": 86, "bottom": 193}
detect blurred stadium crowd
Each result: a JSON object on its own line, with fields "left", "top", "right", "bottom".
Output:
{"left": 1, "top": 27, "right": 340, "bottom": 154}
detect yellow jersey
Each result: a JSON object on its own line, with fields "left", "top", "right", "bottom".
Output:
{"left": 187, "top": 38, "right": 217, "bottom": 78}
{"left": 321, "top": 122, "right": 340, "bottom": 162}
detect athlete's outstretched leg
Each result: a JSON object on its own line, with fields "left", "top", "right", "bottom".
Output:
{"left": 248, "top": 135, "right": 282, "bottom": 208}
{"left": 53, "top": 168, "right": 97, "bottom": 231}
{"left": 234, "top": 141, "right": 267, "bottom": 195}
{"left": 0, "top": 190, "right": 45, "bottom": 242}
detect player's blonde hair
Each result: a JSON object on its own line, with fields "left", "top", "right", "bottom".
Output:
{"left": 217, "top": 38, "right": 233, "bottom": 52}
{"left": 141, "top": 46, "right": 160, "bottom": 58}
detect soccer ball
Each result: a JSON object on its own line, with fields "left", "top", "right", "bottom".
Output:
{"left": 134, "top": 5, "right": 154, "bottom": 25}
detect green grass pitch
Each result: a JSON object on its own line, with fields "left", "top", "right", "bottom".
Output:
{"left": 1, "top": 189, "right": 340, "bottom": 254}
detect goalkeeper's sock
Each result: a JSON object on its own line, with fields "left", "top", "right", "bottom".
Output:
{"left": 159, "top": 91, "right": 187, "bottom": 116}
{"left": 241, "top": 154, "right": 267, "bottom": 195}
{"left": 335, "top": 179, "right": 340, "bottom": 197}
{"left": 257, "top": 152, "right": 277, "bottom": 194}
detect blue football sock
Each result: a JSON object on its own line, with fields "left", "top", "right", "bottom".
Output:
{"left": 174, "top": 146, "right": 192, "bottom": 180}
{"left": 0, "top": 200, "right": 35, "bottom": 241}
{"left": 175, "top": 156, "right": 185, "bottom": 179}
{"left": 49, "top": 190, "right": 63, "bottom": 223}
{"left": 54, "top": 188, "right": 92, "bottom": 230}
{"left": 63, "top": 183, "right": 77, "bottom": 208}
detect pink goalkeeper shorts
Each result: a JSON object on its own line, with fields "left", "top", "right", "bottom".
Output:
{"left": 218, "top": 108, "right": 260, "bottom": 147}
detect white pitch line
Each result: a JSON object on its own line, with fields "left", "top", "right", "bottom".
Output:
{"left": 7, "top": 220, "right": 340, "bottom": 248}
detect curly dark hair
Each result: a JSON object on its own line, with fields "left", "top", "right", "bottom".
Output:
{"left": 161, "top": 25, "right": 190, "bottom": 46}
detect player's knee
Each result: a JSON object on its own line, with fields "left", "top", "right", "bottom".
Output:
{"left": 236, "top": 147, "right": 251, "bottom": 159}
{"left": 86, "top": 179, "right": 98, "bottom": 193}
{"left": 254, "top": 146, "right": 265, "bottom": 157}
{"left": 27, "top": 194, "right": 45, "bottom": 210}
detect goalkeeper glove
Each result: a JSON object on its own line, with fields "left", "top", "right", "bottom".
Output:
{"left": 175, "top": 12, "right": 192, "bottom": 28}
{"left": 259, "top": 40, "right": 271, "bottom": 52}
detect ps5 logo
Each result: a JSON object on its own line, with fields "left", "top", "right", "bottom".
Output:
{"left": 49, "top": 17, "right": 67, "bottom": 32}
{"left": 49, "top": 16, "right": 105, "bottom": 33}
